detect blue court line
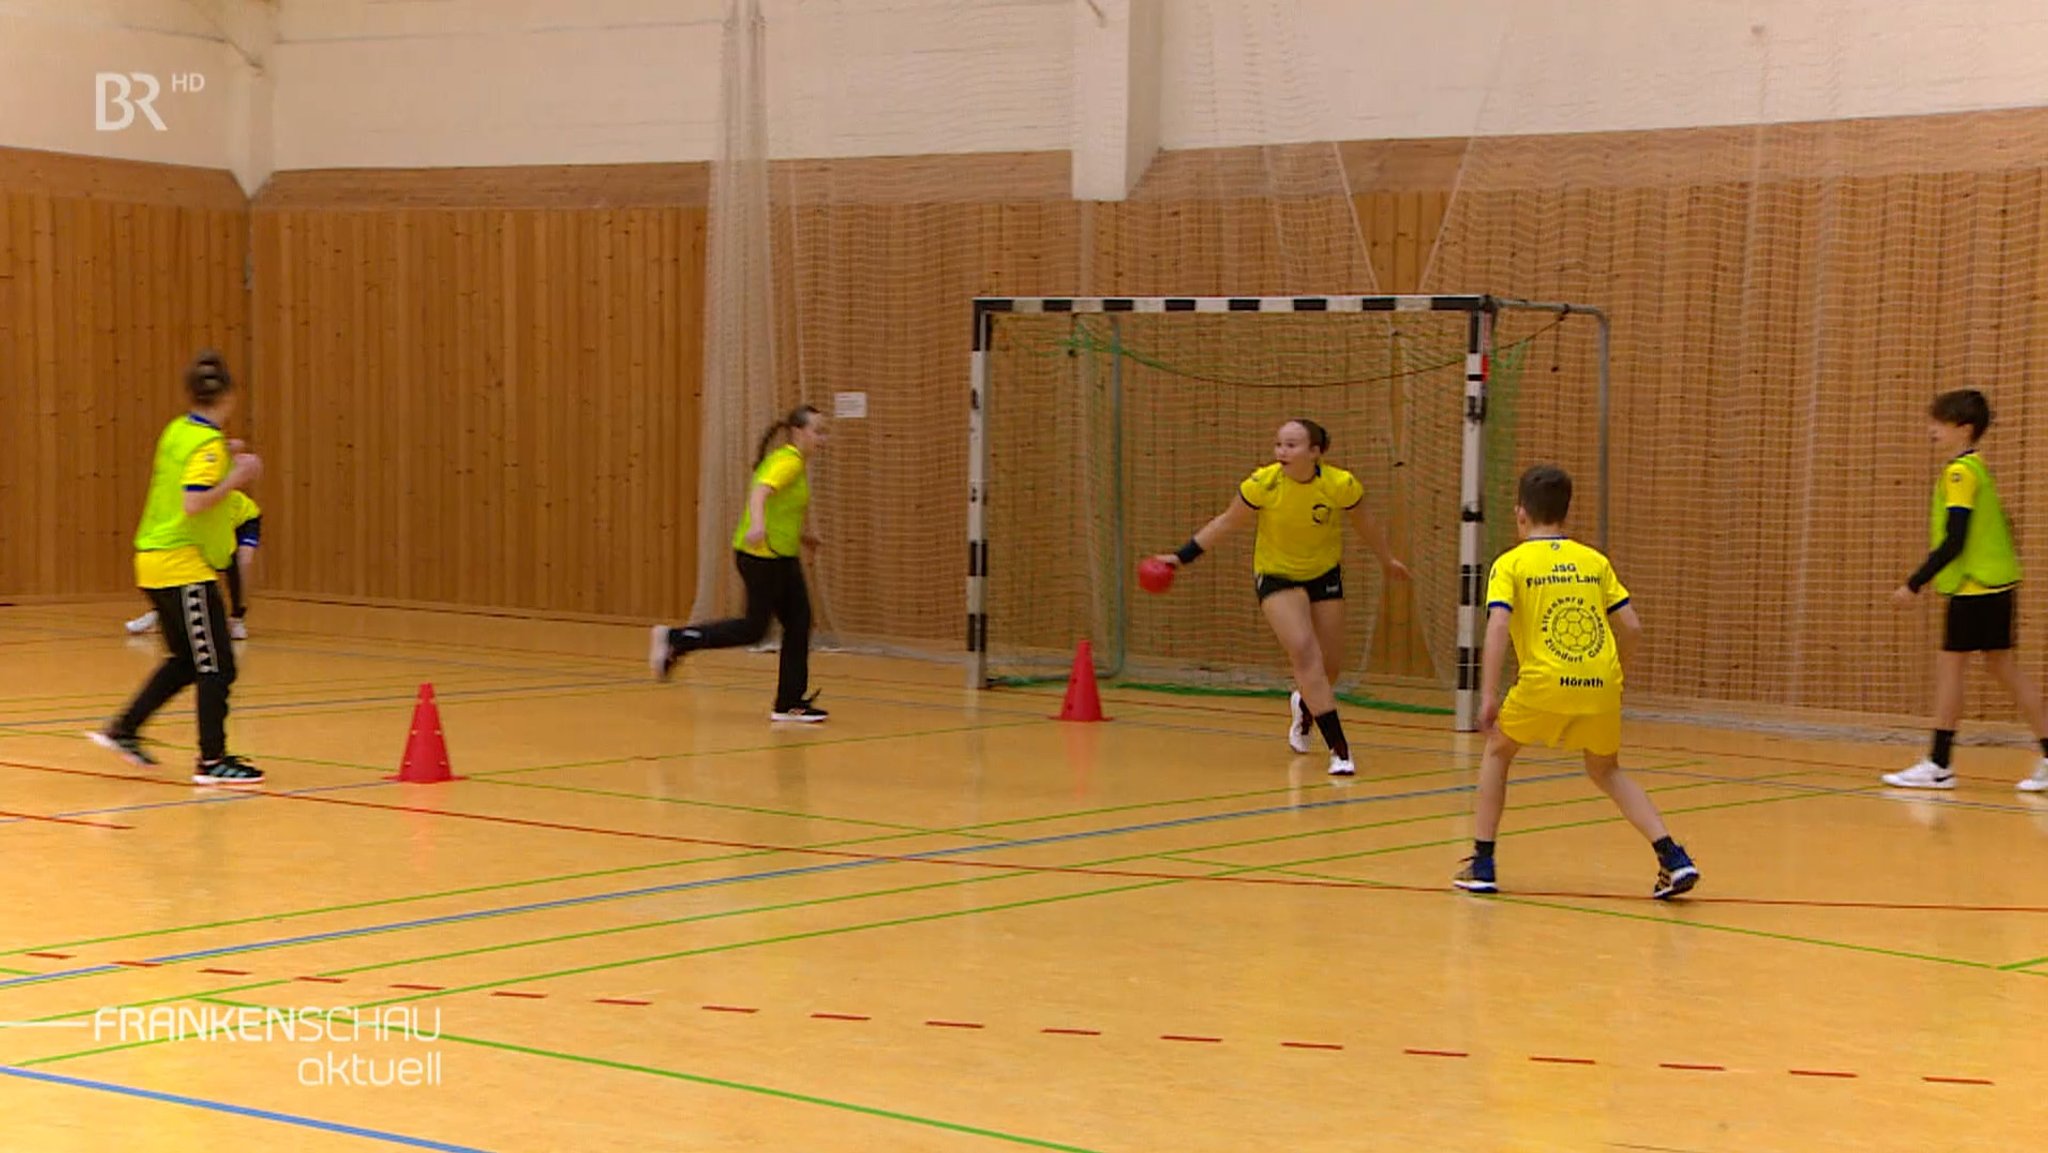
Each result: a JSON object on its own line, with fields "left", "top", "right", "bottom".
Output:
{"left": 0, "top": 770, "right": 1583, "bottom": 989}
{"left": 0, "top": 1066, "right": 494, "bottom": 1151}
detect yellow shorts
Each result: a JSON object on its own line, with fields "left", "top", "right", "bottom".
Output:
{"left": 1497, "top": 695, "right": 1621, "bottom": 757}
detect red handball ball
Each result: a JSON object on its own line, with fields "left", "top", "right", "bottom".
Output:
{"left": 1138, "top": 557, "right": 1176, "bottom": 594}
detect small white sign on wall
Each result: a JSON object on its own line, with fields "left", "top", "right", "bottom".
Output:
{"left": 834, "top": 391, "right": 868, "bottom": 419}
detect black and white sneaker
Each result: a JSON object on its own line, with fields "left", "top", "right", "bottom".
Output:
{"left": 649, "top": 625, "right": 679, "bottom": 680}
{"left": 87, "top": 729, "right": 158, "bottom": 769}
{"left": 193, "top": 756, "right": 265, "bottom": 786}
{"left": 770, "top": 693, "right": 829, "bottom": 723}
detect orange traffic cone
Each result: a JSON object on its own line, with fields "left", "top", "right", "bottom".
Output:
{"left": 389, "top": 683, "right": 461, "bottom": 783}
{"left": 1053, "top": 640, "right": 1110, "bottom": 722}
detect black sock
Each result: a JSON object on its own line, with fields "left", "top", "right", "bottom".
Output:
{"left": 1652, "top": 835, "right": 1679, "bottom": 862}
{"left": 1313, "top": 710, "right": 1348, "bottom": 760}
{"left": 1931, "top": 729, "right": 1956, "bottom": 769}
{"left": 1472, "top": 839, "right": 1495, "bottom": 861}
{"left": 2037, "top": 737, "right": 2047, "bottom": 759}
{"left": 670, "top": 627, "right": 702, "bottom": 654}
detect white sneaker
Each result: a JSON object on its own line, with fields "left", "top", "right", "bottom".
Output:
{"left": 229, "top": 618, "right": 248, "bottom": 640}
{"left": 125, "top": 610, "right": 157, "bottom": 634}
{"left": 1287, "top": 691, "right": 1313, "bottom": 753}
{"left": 2019, "top": 760, "right": 2048, "bottom": 793}
{"left": 1327, "top": 753, "right": 1355, "bottom": 777}
{"left": 1881, "top": 760, "right": 1956, "bottom": 789}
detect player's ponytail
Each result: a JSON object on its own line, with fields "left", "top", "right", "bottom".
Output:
{"left": 753, "top": 404, "right": 824, "bottom": 468}
{"left": 185, "top": 349, "right": 234, "bottom": 406}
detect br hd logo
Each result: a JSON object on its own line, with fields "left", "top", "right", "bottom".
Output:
{"left": 96, "top": 72, "right": 205, "bottom": 132}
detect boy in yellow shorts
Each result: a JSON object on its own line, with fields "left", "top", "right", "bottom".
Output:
{"left": 1453, "top": 464, "right": 1699, "bottom": 899}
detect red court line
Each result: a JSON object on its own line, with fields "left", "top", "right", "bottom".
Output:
{"left": 595, "top": 998, "right": 650, "bottom": 1007}
{"left": 24, "top": 952, "right": 73, "bottom": 960}
{"left": 1660, "top": 1063, "right": 1725, "bottom": 1072}
{"left": 1530, "top": 1055, "right": 1597, "bottom": 1065}
{"left": 1041, "top": 1028, "right": 1101, "bottom": 1037}
{"left": 490, "top": 991, "right": 547, "bottom": 1000}
{"left": 925, "top": 1020, "right": 985, "bottom": 1030}
{"left": 1281, "top": 1041, "right": 1344, "bottom": 1051}
{"left": 1404, "top": 1048, "right": 1468, "bottom": 1058}
{"left": 1162, "top": 1034, "right": 1222, "bottom": 1044}
{"left": 1788, "top": 1069, "right": 1858, "bottom": 1079}
{"left": 294, "top": 976, "right": 346, "bottom": 984}
{"left": 114, "top": 961, "right": 161, "bottom": 969}
{"left": 0, "top": 808, "right": 130, "bottom": 830}
{"left": 1923, "top": 1076, "right": 1994, "bottom": 1085}
{"left": 811, "top": 1012, "right": 870, "bottom": 1022}
{"left": 8, "top": 757, "right": 2048, "bottom": 914}
{"left": 199, "top": 968, "right": 251, "bottom": 976}
{"left": 701, "top": 1005, "right": 758, "bottom": 1014}
{"left": 388, "top": 983, "right": 444, "bottom": 991}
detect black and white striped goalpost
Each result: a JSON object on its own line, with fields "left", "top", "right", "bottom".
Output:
{"left": 966, "top": 294, "right": 1610, "bottom": 732}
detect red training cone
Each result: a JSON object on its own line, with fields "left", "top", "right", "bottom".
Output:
{"left": 389, "top": 683, "right": 462, "bottom": 783}
{"left": 1053, "top": 640, "right": 1110, "bottom": 722}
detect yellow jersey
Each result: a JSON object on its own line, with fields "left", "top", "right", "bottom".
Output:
{"left": 1485, "top": 537, "right": 1629, "bottom": 715}
{"left": 133, "top": 415, "right": 233, "bottom": 589}
{"left": 732, "top": 444, "right": 809, "bottom": 559}
{"left": 1932, "top": 452, "right": 2019, "bottom": 596}
{"left": 226, "top": 490, "right": 260, "bottom": 527}
{"left": 1237, "top": 462, "right": 1365, "bottom": 580}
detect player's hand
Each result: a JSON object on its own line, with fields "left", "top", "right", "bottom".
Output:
{"left": 1891, "top": 584, "right": 1916, "bottom": 607}
{"left": 228, "top": 438, "right": 247, "bottom": 453}
{"left": 1152, "top": 553, "right": 1183, "bottom": 569}
{"left": 231, "top": 453, "right": 263, "bottom": 484}
{"left": 1479, "top": 698, "right": 1501, "bottom": 734}
{"left": 745, "top": 527, "right": 767, "bottom": 549}
{"left": 1383, "top": 557, "right": 1412, "bottom": 582}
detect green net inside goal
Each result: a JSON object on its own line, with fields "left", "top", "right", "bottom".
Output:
{"left": 977, "top": 303, "right": 1598, "bottom": 716}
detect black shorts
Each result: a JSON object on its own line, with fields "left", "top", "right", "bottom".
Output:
{"left": 1944, "top": 589, "right": 2015, "bottom": 653}
{"left": 1255, "top": 566, "right": 1343, "bottom": 603}
{"left": 236, "top": 516, "right": 262, "bottom": 548}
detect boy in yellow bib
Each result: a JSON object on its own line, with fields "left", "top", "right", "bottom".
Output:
{"left": 1884, "top": 389, "right": 2048, "bottom": 792}
{"left": 90, "top": 351, "right": 265, "bottom": 785}
{"left": 1455, "top": 465, "right": 1698, "bottom": 898}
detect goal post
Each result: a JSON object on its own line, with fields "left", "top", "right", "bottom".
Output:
{"left": 966, "top": 294, "right": 1611, "bottom": 732}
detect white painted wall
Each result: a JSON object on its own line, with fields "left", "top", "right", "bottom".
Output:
{"left": 11, "top": 0, "right": 2048, "bottom": 179}
{"left": 0, "top": 0, "right": 261, "bottom": 176}
{"left": 1163, "top": 0, "right": 2048, "bottom": 147}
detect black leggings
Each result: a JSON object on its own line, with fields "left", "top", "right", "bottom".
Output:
{"left": 677, "top": 552, "right": 813, "bottom": 710}
{"left": 116, "top": 582, "right": 238, "bottom": 761}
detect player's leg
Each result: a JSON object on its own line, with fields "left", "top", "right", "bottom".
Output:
{"left": 180, "top": 580, "right": 257, "bottom": 784}
{"left": 1579, "top": 718, "right": 1697, "bottom": 898}
{"left": 1454, "top": 726, "right": 1521, "bottom": 893}
{"left": 768, "top": 559, "right": 823, "bottom": 722}
{"left": 1261, "top": 585, "right": 1351, "bottom": 774}
{"left": 1982, "top": 621, "right": 2048, "bottom": 791}
{"left": 1884, "top": 596, "right": 1973, "bottom": 788}
{"left": 227, "top": 531, "right": 257, "bottom": 638}
{"left": 1298, "top": 585, "right": 1346, "bottom": 754}
{"left": 650, "top": 553, "right": 776, "bottom": 679}
{"left": 93, "top": 587, "right": 198, "bottom": 768}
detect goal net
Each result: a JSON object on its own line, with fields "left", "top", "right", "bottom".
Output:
{"left": 969, "top": 295, "right": 1610, "bottom": 728}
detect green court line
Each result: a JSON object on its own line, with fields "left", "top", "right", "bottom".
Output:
{"left": 192, "top": 994, "right": 1110, "bottom": 1153}
{"left": 6, "top": 757, "right": 1731, "bottom": 1007}
{"left": 469, "top": 777, "right": 1017, "bottom": 840}
{"left": 0, "top": 965, "right": 33, "bottom": 975}
{"left": 1998, "top": 955, "right": 2048, "bottom": 971}
{"left": 1250, "top": 863, "right": 2009, "bottom": 974}
{"left": 10, "top": 773, "right": 1867, "bottom": 1063}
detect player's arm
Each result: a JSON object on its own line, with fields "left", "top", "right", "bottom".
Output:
{"left": 1154, "top": 496, "right": 1256, "bottom": 569}
{"left": 1609, "top": 603, "right": 1643, "bottom": 675}
{"left": 1899, "top": 506, "right": 1971, "bottom": 600}
{"left": 1479, "top": 606, "right": 1511, "bottom": 731}
{"left": 182, "top": 445, "right": 261, "bottom": 516}
{"left": 741, "top": 482, "right": 774, "bottom": 547}
{"left": 1343, "top": 501, "right": 1410, "bottom": 581}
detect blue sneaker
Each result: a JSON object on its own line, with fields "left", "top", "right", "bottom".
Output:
{"left": 1653, "top": 847, "right": 1700, "bottom": 900}
{"left": 1452, "top": 855, "right": 1497, "bottom": 893}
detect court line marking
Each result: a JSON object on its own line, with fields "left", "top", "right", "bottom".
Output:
{"left": 6, "top": 753, "right": 1579, "bottom": 957}
{"left": 0, "top": 1065, "right": 496, "bottom": 1151}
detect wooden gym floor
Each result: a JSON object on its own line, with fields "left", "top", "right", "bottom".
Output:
{"left": 1, "top": 598, "right": 2045, "bottom": 1151}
